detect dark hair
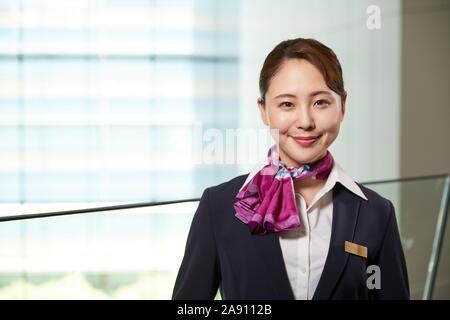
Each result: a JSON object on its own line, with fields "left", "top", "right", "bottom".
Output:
{"left": 259, "top": 38, "right": 347, "bottom": 104}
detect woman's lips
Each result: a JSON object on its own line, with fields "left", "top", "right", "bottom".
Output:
{"left": 291, "top": 135, "right": 321, "bottom": 147}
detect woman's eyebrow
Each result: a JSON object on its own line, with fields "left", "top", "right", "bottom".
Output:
{"left": 310, "top": 90, "right": 332, "bottom": 97}
{"left": 274, "top": 93, "right": 297, "bottom": 99}
{"left": 273, "top": 91, "right": 333, "bottom": 99}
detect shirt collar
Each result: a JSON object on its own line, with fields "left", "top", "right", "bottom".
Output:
{"left": 310, "top": 160, "right": 368, "bottom": 204}
{"left": 296, "top": 160, "right": 367, "bottom": 211}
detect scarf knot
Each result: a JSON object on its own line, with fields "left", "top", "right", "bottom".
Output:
{"left": 233, "top": 144, "right": 334, "bottom": 235}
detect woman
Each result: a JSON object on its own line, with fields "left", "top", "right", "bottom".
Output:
{"left": 172, "top": 38, "right": 410, "bottom": 300}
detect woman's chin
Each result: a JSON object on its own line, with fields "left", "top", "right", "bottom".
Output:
{"left": 281, "top": 147, "right": 328, "bottom": 167}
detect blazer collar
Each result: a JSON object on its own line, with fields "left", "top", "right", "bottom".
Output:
{"left": 312, "top": 183, "right": 362, "bottom": 299}
{"left": 250, "top": 183, "right": 362, "bottom": 300}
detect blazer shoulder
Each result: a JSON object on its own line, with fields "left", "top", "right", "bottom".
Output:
{"left": 354, "top": 182, "right": 395, "bottom": 221}
{"left": 356, "top": 183, "right": 392, "bottom": 205}
{"left": 201, "top": 173, "right": 250, "bottom": 223}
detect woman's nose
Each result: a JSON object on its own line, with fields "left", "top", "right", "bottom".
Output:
{"left": 295, "top": 106, "right": 315, "bottom": 130}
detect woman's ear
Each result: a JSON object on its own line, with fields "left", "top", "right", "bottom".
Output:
{"left": 340, "top": 93, "right": 347, "bottom": 122}
{"left": 257, "top": 97, "right": 269, "bottom": 126}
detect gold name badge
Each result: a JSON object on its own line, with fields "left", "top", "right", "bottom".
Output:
{"left": 344, "top": 241, "right": 368, "bottom": 258}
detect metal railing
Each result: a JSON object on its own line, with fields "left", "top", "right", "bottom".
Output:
{"left": 423, "top": 175, "right": 450, "bottom": 299}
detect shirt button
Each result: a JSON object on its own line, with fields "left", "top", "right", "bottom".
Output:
{"left": 300, "top": 267, "right": 306, "bottom": 274}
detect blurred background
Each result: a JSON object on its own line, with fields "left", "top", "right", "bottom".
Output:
{"left": 0, "top": 0, "right": 449, "bottom": 299}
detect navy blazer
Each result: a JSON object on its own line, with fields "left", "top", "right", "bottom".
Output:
{"left": 172, "top": 173, "right": 410, "bottom": 300}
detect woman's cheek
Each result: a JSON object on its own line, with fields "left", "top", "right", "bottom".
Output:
{"left": 268, "top": 111, "right": 292, "bottom": 134}
{"left": 321, "top": 123, "right": 341, "bottom": 146}
{"left": 317, "top": 111, "right": 341, "bottom": 131}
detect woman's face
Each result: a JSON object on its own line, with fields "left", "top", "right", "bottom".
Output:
{"left": 258, "top": 58, "right": 345, "bottom": 167}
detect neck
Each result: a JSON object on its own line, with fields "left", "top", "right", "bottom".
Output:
{"left": 294, "top": 178, "right": 326, "bottom": 207}
{"left": 294, "top": 178, "right": 326, "bottom": 192}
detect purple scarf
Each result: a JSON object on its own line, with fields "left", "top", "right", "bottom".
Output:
{"left": 234, "top": 144, "right": 334, "bottom": 235}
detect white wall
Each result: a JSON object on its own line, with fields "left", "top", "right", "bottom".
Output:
{"left": 238, "top": 0, "right": 402, "bottom": 183}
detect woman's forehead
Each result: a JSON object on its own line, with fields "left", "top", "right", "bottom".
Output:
{"left": 267, "top": 59, "right": 329, "bottom": 95}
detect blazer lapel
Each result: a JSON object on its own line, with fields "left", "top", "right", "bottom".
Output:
{"left": 312, "top": 183, "right": 362, "bottom": 299}
{"left": 251, "top": 232, "right": 296, "bottom": 299}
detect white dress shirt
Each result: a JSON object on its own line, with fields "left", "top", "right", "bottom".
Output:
{"left": 278, "top": 160, "right": 368, "bottom": 299}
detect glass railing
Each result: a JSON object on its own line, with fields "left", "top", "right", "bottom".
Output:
{"left": 0, "top": 174, "right": 448, "bottom": 300}
{"left": 366, "top": 174, "right": 449, "bottom": 299}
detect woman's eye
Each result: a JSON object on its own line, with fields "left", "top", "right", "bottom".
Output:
{"left": 314, "top": 99, "right": 330, "bottom": 108}
{"left": 280, "top": 102, "right": 294, "bottom": 108}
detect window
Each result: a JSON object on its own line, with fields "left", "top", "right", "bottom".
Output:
{"left": 0, "top": 0, "right": 239, "bottom": 206}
